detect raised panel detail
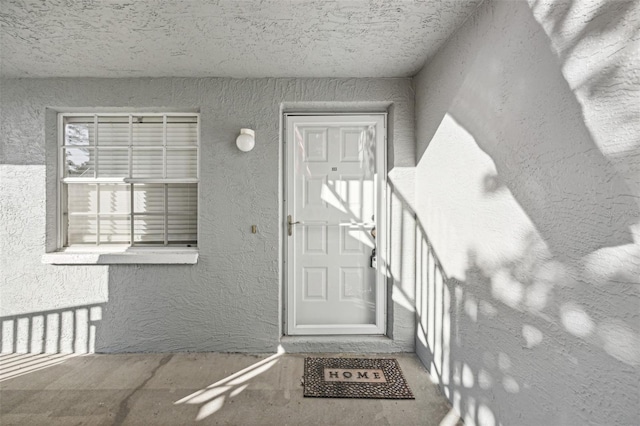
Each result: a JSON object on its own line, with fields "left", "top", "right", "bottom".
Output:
{"left": 303, "top": 267, "right": 328, "bottom": 301}
{"left": 340, "top": 129, "right": 362, "bottom": 162}
{"left": 334, "top": 175, "right": 364, "bottom": 214}
{"left": 304, "top": 175, "right": 327, "bottom": 208}
{"left": 340, "top": 225, "right": 365, "bottom": 254}
{"left": 304, "top": 129, "right": 328, "bottom": 162}
{"left": 340, "top": 267, "right": 365, "bottom": 300}
{"left": 304, "top": 224, "right": 328, "bottom": 254}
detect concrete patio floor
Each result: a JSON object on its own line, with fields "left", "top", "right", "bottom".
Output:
{"left": 0, "top": 352, "right": 459, "bottom": 425}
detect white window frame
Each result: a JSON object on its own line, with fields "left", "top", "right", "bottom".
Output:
{"left": 43, "top": 112, "right": 200, "bottom": 265}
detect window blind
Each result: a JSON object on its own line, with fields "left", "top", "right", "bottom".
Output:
{"left": 61, "top": 114, "right": 198, "bottom": 246}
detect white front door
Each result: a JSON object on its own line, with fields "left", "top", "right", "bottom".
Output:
{"left": 286, "top": 114, "right": 386, "bottom": 335}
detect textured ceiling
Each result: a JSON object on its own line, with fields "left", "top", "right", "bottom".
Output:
{"left": 0, "top": 0, "right": 482, "bottom": 78}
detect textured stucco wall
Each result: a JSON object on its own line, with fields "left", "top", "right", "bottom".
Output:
{"left": 0, "top": 77, "right": 415, "bottom": 354}
{"left": 0, "top": 0, "right": 483, "bottom": 78}
{"left": 413, "top": 1, "right": 639, "bottom": 425}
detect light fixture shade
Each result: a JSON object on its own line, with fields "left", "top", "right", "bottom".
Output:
{"left": 236, "top": 128, "right": 255, "bottom": 152}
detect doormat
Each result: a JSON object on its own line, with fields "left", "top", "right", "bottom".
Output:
{"left": 303, "top": 357, "right": 414, "bottom": 399}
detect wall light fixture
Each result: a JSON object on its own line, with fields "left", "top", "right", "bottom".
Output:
{"left": 236, "top": 128, "right": 255, "bottom": 152}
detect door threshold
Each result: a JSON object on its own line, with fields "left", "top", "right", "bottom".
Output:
{"left": 280, "top": 335, "right": 409, "bottom": 354}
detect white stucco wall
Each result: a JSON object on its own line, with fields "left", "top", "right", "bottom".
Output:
{"left": 0, "top": 0, "right": 483, "bottom": 79}
{"left": 0, "top": 77, "right": 416, "bottom": 354}
{"left": 413, "top": 1, "right": 639, "bottom": 425}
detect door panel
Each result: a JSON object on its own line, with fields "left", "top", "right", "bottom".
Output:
{"left": 286, "top": 115, "right": 386, "bottom": 335}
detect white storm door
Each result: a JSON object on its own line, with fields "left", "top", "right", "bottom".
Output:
{"left": 286, "top": 114, "right": 386, "bottom": 335}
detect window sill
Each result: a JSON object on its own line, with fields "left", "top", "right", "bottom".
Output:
{"left": 42, "top": 247, "right": 199, "bottom": 265}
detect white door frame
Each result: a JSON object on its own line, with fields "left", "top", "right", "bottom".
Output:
{"left": 283, "top": 113, "right": 388, "bottom": 335}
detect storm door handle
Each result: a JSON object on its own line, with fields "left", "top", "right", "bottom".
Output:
{"left": 287, "top": 215, "right": 301, "bottom": 236}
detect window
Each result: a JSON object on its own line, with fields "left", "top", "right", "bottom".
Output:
{"left": 58, "top": 113, "right": 198, "bottom": 249}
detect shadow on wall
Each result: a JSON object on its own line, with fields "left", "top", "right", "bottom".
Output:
{"left": 413, "top": 1, "right": 639, "bottom": 425}
{"left": 418, "top": 0, "right": 638, "bottom": 262}
{"left": 415, "top": 225, "right": 640, "bottom": 425}
{"left": 0, "top": 263, "right": 272, "bottom": 355}
{"left": 0, "top": 264, "right": 275, "bottom": 355}
{"left": 0, "top": 304, "right": 104, "bottom": 354}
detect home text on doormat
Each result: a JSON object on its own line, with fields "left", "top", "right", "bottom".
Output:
{"left": 303, "top": 357, "right": 415, "bottom": 399}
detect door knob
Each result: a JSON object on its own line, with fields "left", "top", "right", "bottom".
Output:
{"left": 287, "top": 215, "right": 301, "bottom": 236}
